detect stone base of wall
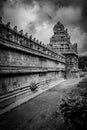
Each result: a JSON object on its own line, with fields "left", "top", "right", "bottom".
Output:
{"left": 0, "top": 77, "right": 64, "bottom": 115}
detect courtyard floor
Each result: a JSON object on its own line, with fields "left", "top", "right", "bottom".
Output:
{"left": 0, "top": 78, "right": 82, "bottom": 130}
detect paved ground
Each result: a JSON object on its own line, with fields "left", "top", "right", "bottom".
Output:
{"left": 0, "top": 78, "right": 82, "bottom": 130}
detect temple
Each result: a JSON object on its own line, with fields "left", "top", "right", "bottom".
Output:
{"left": 0, "top": 18, "right": 79, "bottom": 114}
{"left": 48, "top": 21, "right": 79, "bottom": 78}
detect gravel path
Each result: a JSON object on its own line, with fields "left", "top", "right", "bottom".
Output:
{"left": 0, "top": 78, "right": 82, "bottom": 130}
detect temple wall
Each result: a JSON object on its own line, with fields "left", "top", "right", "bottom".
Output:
{"left": 0, "top": 47, "right": 62, "bottom": 68}
{"left": 0, "top": 20, "right": 65, "bottom": 110}
{"left": 0, "top": 40, "right": 65, "bottom": 95}
{"left": 0, "top": 72, "right": 63, "bottom": 93}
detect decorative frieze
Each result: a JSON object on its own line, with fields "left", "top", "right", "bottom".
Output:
{"left": 0, "top": 17, "right": 65, "bottom": 64}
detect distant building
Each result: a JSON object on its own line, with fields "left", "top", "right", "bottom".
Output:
{"left": 48, "top": 21, "right": 79, "bottom": 78}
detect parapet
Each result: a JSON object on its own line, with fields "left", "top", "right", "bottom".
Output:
{"left": 0, "top": 17, "right": 65, "bottom": 63}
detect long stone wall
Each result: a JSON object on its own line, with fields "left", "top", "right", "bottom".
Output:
{"left": 0, "top": 18, "right": 65, "bottom": 111}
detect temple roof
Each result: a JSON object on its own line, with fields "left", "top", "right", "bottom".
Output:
{"left": 53, "top": 21, "right": 64, "bottom": 33}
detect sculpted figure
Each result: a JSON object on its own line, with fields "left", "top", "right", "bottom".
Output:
{"left": 29, "top": 35, "right": 32, "bottom": 39}
{"left": 6, "top": 22, "right": 11, "bottom": 28}
{"left": 25, "top": 33, "right": 28, "bottom": 37}
{"left": 13, "top": 26, "right": 17, "bottom": 32}
{"left": 19, "top": 30, "right": 23, "bottom": 35}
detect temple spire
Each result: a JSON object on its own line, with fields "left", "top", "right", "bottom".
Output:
{"left": 53, "top": 21, "right": 64, "bottom": 34}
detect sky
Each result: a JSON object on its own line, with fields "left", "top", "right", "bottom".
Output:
{"left": 0, "top": 0, "right": 87, "bottom": 55}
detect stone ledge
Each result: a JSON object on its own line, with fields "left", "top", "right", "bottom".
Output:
{"left": 0, "top": 37, "right": 65, "bottom": 64}
{"left": 0, "top": 79, "right": 64, "bottom": 115}
{"left": 0, "top": 66, "right": 65, "bottom": 74}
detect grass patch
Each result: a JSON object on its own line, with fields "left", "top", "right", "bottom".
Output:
{"left": 59, "top": 76, "right": 87, "bottom": 130}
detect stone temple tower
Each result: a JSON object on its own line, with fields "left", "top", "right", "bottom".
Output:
{"left": 48, "top": 21, "right": 79, "bottom": 78}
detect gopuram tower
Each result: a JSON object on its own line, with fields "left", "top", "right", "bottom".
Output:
{"left": 48, "top": 21, "right": 79, "bottom": 78}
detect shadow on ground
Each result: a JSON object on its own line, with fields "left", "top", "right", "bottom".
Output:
{"left": 0, "top": 78, "right": 84, "bottom": 130}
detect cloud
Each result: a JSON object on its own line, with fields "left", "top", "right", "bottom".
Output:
{"left": 0, "top": 0, "right": 87, "bottom": 54}
{"left": 54, "top": 6, "right": 82, "bottom": 25}
{"left": 67, "top": 26, "right": 87, "bottom": 53}
{"left": 34, "top": 22, "right": 53, "bottom": 43}
{"left": 3, "top": 1, "right": 39, "bottom": 29}
{"left": 79, "top": 51, "right": 87, "bottom": 56}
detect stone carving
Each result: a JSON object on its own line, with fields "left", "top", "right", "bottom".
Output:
{"left": 25, "top": 33, "right": 28, "bottom": 38}
{"left": 65, "top": 28, "right": 67, "bottom": 33}
{"left": 30, "top": 43, "right": 33, "bottom": 48}
{"left": 43, "top": 48, "right": 46, "bottom": 52}
{"left": 37, "top": 46, "right": 40, "bottom": 50}
{"left": 6, "top": 22, "right": 11, "bottom": 28}
{"left": 29, "top": 35, "right": 32, "bottom": 39}
{"left": 37, "top": 40, "right": 39, "bottom": 43}
{"left": 6, "top": 31, "right": 12, "bottom": 40}
{"left": 33, "top": 38, "right": 36, "bottom": 41}
{"left": 53, "top": 21, "right": 64, "bottom": 34}
{"left": 0, "top": 18, "right": 65, "bottom": 63}
{"left": 40, "top": 41, "right": 42, "bottom": 44}
{"left": 20, "top": 38, "right": 24, "bottom": 45}
{"left": 13, "top": 26, "right": 17, "bottom": 32}
{"left": 19, "top": 30, "right": 23, "bottom": 35}
{"left": 73, "top": 43, "right": 77, "bottom": 53}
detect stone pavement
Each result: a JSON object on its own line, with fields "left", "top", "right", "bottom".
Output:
{"left": 59, "top": 78, "right": 82, "bottom": 89}
{"left": 0, "top": 79, "right": 64, "bottom": 115}
{"left": 0, "top": 78, "right": 82, "bottom": 130}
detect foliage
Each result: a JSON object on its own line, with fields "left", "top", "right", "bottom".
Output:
{"left": 78, "top": 56, "right": 87, "bottom": 70}
{"left": 59, "top": 77, "right": 87, "bottom": 130}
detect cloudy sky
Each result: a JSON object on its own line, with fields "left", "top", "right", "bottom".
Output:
{"left": 0, "top": 0, "right": 87, "bottom": 55}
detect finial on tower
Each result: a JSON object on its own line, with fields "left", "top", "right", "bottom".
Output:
{"left": 0, "top": 17, "right": 2, "bottom": 24}
{"left": 53, "top": 21, "right": 64, "bottom": 34}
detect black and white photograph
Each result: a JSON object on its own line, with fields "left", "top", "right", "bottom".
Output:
{"left": 0, "top": 0, "right": 87, "bottom": 130}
